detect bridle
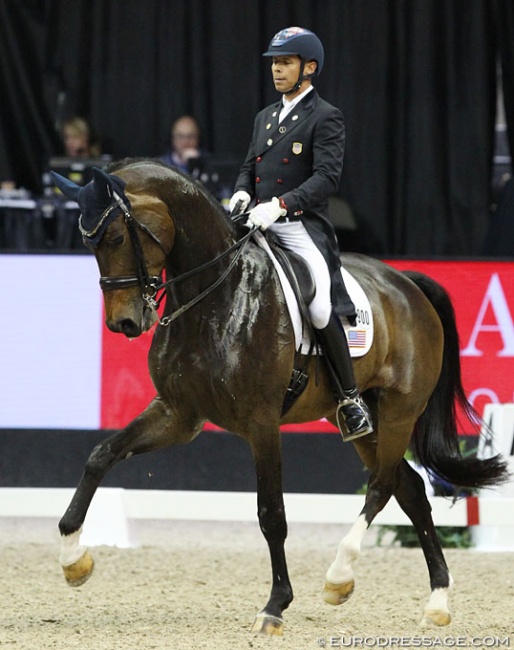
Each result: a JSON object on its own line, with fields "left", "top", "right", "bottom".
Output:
{"left": 80, "top": 191, "right": 166, "bottom": 295}
{"left": 83, "top": 191, "right": 255, "bottom": 327}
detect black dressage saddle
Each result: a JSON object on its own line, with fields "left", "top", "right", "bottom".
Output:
{"left": 264, "top": 231, "right": 316, "bottom": 416}
{"left": 264, "top": 230, "right": 316, "bottom": 311}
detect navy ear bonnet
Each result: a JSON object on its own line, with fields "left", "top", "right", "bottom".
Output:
{"left": 50, "top": 167, "right": 131, "bottom": 244}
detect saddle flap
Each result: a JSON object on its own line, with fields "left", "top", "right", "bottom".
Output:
{"left": 265, "top": 231, "right": 316, "bottom": 306}
{"left": 253, "top": 231, "right": 373, "bottom": 357}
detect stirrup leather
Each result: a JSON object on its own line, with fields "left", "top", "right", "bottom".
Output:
{"left": 336, "top": 395, "right": 373, "bottom": 442}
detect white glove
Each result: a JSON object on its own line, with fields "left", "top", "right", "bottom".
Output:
{"left": 247, "top": 197, "right": 287, "bottom": 231}
{"left": 228, "top": 190, "right": 251, "bottom": 215}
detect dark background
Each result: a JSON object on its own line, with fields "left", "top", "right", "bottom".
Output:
{"left": 0, "top": 430, "right": 369, "bottom": 494}
{"left": 1, "top": 0, "right": 514, "bottom": 256}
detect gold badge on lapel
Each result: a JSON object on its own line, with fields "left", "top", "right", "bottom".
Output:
{"left": 292, "top": 142, "right": 302, "bottom": 155}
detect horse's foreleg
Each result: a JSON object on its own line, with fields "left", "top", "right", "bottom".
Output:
{"left": 249, "top": 434, "right": 292, "bottom": 636}
{"left": 394, "top": 460, "right": 453, "bottom": 627}
{"left": 59, "top": 398, "right": 196, "bottom": 587}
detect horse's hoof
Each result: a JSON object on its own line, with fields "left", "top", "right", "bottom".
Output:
{"left": 421, "top": 608, "right": 451, "bottom": 627}
{"left": 322, "top": 579, "right": 355, "bottom": 606}
{"left": 62, "top": 550, "right": 95, "bottom": 587}
{"left": 251, "top": 613, "right": 284, "bottom": 635}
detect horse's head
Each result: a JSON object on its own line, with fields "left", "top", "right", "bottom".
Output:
{"left": 52, "top": 164, "right": 175, "bottom": 337}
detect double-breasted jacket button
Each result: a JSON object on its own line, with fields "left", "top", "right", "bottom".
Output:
{"left": 277, "top": 179, "right": 283, "bottom": 184}
{"left": 282, "top": 158, "right": 289, "bottom": 164}
{"left": 256, "top": 177, "right": 261, "bottom": 183}
{"left": 256, "top": 156, "right": 262, "bottom": 163}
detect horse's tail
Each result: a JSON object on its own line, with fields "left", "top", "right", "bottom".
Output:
{"left": 403, "top": 270, "right": 510, "bottom": 489}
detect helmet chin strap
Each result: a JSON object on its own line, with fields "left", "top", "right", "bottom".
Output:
{"left": 283, "top": 59, "right": 313, "bottom": 96}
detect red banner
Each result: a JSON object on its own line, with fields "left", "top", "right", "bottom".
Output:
{"left": 388, "top": 260, "right": 514, "bottom": 431}
{"left": 101, "top": 260, "right": 514, "bottom": 434}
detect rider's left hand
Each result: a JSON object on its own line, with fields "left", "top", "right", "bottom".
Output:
{"left": 247, "top": 197, "right": 287, "bottom": 231}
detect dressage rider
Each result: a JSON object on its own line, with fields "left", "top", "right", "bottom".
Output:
{"left": 229, "top": 26, "right": 373, "bottom": 441}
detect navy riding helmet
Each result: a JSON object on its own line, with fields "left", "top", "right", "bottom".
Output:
{"left": 262, "top": 27, "right": 324, "bottom": 75}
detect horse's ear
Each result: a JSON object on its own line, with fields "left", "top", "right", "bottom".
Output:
{"left": 50, "top": 171, "right": 82, "bottom": 201}
{"left": 92, "top": 167, "right": 115, "bottom": 203}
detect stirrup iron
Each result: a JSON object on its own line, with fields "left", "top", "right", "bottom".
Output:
{"left": 336, "top": 394, "right": 373, "bottom": 442}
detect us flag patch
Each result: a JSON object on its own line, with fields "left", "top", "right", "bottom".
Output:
{"left": 348, "top": 330, "right": 366, "bottom": 348}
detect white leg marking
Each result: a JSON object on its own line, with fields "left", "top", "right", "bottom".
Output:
{"left": 425, "top": 573, "right": 454, "bottom": 613}
{"left": 59, "top": 528, "right": 87, "bottom": 567}
{"left": 326, "top": 514, "right": 368, "bottom": 584}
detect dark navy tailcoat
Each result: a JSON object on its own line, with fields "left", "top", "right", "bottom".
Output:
{"left": 235, "top": 88, "right": 354, "bottom": 320}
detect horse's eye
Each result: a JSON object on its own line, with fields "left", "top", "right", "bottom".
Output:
{"left": 107, "top": 234, "right": 125, "bottom": 247}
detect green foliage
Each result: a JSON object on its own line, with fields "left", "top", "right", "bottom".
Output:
{"left": 358, "top": 439, "right": 479, "bottom": 549}
{"left": 377, "top": 525, "right": 473, "bottom": 548}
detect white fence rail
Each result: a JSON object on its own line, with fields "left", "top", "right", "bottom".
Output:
{"left": 2, "top": 404, "right": 514, "bottom": 549}
{"left": 1, "top": 488, "right": 513, "bottom": 549}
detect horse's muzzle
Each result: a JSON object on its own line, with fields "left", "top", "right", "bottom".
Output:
{"left": 108, "top": 317, "right": 142, "bottom": 338}
{"left": 106, "top": 304, "right": 158, "bottom": 338}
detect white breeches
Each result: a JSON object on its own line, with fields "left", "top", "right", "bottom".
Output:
{"left": 268, "top": 220, "right": 332, "bottom": 329}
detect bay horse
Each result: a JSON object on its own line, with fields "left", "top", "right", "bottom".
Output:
{"left": 52, "top": 159, "right": 508, "bottom": 635}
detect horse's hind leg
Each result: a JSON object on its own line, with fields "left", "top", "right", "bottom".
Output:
{"left": 59, "top": 398, "right": 197, "bottom": 587}
{"left": 323, "top": 436, "right": 453, "bottom": 628}
{"left": 323, "top": 434, "right": 405, "bottom": 606}
{"left": 248, "top": 432, "right": 293, "bottom": 636}
{"left": 394, "top": 459, "right": 453, "bottom": 626}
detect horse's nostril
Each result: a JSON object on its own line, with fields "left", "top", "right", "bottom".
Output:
{"left": 117, "top": 318, "right": 141, "bottom": 338}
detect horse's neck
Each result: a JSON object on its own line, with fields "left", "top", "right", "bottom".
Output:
{"left": 164, "top": 202, "right": 240, "bottom": 288}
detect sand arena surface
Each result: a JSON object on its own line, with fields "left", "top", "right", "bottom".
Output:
{"left": 0, "top": 517, "right": 512, "bottom": 649}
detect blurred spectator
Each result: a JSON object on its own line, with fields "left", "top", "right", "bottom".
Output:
{"left": 160, "top": 115, "right": 206, "bottom": 175}
{"left": 0, "top": 179, "right": 16, "bottom": 192}
{"left": 60, "top": 116, "right": 101, "bottom": 157}
{"left": 42, "top": 116, "right": 109, "bottom": 196}
{"left": 159, "top": 115, "right": 240, "bottom": 210}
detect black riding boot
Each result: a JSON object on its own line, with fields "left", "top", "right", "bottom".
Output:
{"left": 316, "top": 313, "right": 373, "bottom": 442}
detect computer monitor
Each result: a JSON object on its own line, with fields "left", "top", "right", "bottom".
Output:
{"left": 194, "top": 155, "right": 241, "bottom": 206}
{"left": 43, "top": 155, "right": 113, "bottom": 193}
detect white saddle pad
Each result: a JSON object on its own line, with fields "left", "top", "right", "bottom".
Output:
{"left": 254, "top": 232, "right": 373, "bottom": 356}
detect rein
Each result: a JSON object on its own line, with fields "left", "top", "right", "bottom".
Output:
{"left": 96, "top": 193, "right": 255, "bottom": 326}
{"left": 146, "top": 224, "right": 255, "bottom": 326}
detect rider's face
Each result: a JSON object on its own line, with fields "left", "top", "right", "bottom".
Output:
{"left": 271, "top": 55, "right": 302, "bottom": 94}
{"left": 271, "top": 55, "right": 317, "bottom": 97}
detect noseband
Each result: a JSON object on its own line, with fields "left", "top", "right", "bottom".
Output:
{"left": 83, "top": 191, "right": 255, "bottom": 326}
